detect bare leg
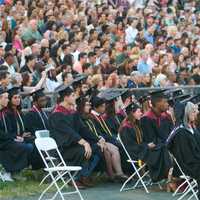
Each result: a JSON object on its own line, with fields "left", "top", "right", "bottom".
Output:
{"left": 105, "top": 143, "right": 124, "bottom": 175}
{"left": 103, "top": 148, "right": 115, "bottom": 177}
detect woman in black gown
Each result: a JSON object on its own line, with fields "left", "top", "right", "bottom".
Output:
{"left": 167, "top": 101, "right": 200, "bottom": 199}
{"left": 119, "top": 102, "right": 172, "bottom": 182}
{"left": 6, "top": 87, "right": 43, "bottom": 170}
{"left": 0, "top": 87, "right": 31, "bottom": 181}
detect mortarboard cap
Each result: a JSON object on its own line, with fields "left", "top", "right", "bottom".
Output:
{"left": 91, "top": 96, "right": 106, "bottom": 108}
{"left": 55, "top": 84, "right": 74, "bottom": 98}
{"left": 188, "top": 95, "right": 200, "bottom": 105}
{"left": 72, "top": 74, "right": 87, "bottom": 88}
{"left": 7, "top": 86, "right": 21, "bottom": 99}
{"left": 149, "top": 89, "right": 168, "bottom": 100}
{"left": 168, "top": 94, "right": 191, "bottom": 107}
{"left": 98, "top": 88, "right": 129, "bottom": 102}
{"left": 170, "top": 89, "right": 183, "bottom": 98}
{"left": 31, "top": 88, "right": 45, "bottom": 102}
{"left": 121, "top": 89, "right": 133, "bottom": 101}
{"left": 125, "top": 102, "right": 140, "bottom": 114}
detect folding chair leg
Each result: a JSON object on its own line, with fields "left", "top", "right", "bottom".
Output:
{"left": 133, "top": 170, "right": 149, "bottom": 193}
{"left": 68, "top": 172, "right": 84, "bottom": 200}
{"left": 173, "top": 180, "right": 187, "bottom": 196}
{"left": 40, "top": 173, "right": 50, "bottom": 185}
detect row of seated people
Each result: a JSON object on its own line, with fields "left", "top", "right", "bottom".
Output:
{"left": 1, "top": 84, "right": 200, "bottom": 199}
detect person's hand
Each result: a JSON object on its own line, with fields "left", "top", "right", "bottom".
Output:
{"left": 22, "top": 132, "right": 32, "bottom": 138}
{"left": 14, "top": 136, "right": 24, "bottom": 143}
{"left": 83, "top": 142, "right": 92, "bottom": 160}
{"left": 97, "top": 142, "right": 105, "bottom": 152}
{"left": 148, "top": 142, "right": 156, "bottom": 149}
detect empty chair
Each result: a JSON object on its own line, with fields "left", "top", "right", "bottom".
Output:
{"left": 35, "top": 137, "right": 84, "bottom": 200}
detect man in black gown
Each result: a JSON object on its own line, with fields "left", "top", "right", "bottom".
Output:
{"left": 24, "top": 88, "right": 49, "bottom": 137}
{"left": 140, "top": 90, "right": 173, "bottom": 181}
{"left": 49, "top": 84, "right": 102, "bottom": 188}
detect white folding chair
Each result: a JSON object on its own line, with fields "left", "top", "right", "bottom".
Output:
{"left": 35, "top": 130, "right": 59, "bottom": 185}
{"left": 35, "top": 130, "right": 50, "bottom": 138}
{"left": 118, "top": 134, "right": 150, "bottom": 193}
{"left": 35, "top": 137, "right": 84, "bottom": 200}
{"left": 170, "top": 152, "right": 198, "bottom": 200}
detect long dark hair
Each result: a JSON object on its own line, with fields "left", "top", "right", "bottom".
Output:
{"left": 119, "top": 111, "right": 143, "bottom": 144}
{"left": 105, "top": 100, "right": 116, "bottom": 117}
{"left": 76, "top": 97, "right": 90, "bottom": 119}
{"left": 7, "top": 94, "right": 22, "bottom": 113}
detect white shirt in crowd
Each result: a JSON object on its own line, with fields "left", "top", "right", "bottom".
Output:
{"left": 125, "top": 26, "right": 138, "bottom": 45}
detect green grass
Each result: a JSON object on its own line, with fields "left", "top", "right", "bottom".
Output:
{"left": 0, "top": 169, "right": 57, "bottom": 198}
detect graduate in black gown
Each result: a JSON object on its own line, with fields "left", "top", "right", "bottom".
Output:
{"left": 49, "top": 84, "right": 102, "bottom": 188}
{"left": 89, "top": 96, "right": 127, "bottom": 180}
{"left": 120, "top": 102, "right": 171, "bottom": 182}
{"left": 6, "top": 87, "right": 43, "bottom": 170}
{"left": 24, "top": 88, "right": 49, "bottom": 136}
{"left": 140, "top": 90, "right": 173, "bottom": 182}
{"left": 99, "top": 89, "right": 127, "bottom": 138}
{"left": 0, "top": 87, "right": 31, "bottom": 181}
{"left": 76, "top": 97, "right": 107, "bottom": 172}
{"left": 6, "top": 87, "right": 34, "bottom": 143}
{"left": 167, "top": 101, "right": 200, "bottom": 199}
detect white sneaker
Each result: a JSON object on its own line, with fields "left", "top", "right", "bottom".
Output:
{"left": 1, "top": 172, "right": 14, "bottom": 182}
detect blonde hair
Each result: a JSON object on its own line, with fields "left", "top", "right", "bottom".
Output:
{"left": 183, "top": 102, "right": 198, "bottom": 128}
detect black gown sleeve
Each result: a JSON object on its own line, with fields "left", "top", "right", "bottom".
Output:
{"left": 120, "top": 126, "right": 148, "bottom": 160}
{"left": 49, "top": 112, "right": 82, "bottom": 148}
{"left": 74, "top": 115, "right": 99, "bottom": 144}
{"left": 140, "top": 116, "right": 161, "bottom": 145}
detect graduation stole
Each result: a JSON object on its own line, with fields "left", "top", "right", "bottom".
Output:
{"left": 16, "top": 111, "right": 25, "bottom": 135}
{"left": 92, "top": 114, "right": 112, "bottom": 136}
{"left": 85, "top": 119, "right": 99, "bottom": 137}
{"left": 0, "top": 110, "right": 8, "bottom": 132}
{"left": 115, "top": 115, "right": 121, "bottom": 126}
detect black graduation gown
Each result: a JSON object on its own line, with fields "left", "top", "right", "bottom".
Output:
{"left": 120, "top": 120, "right": 172, "bottom": 182}
{"left": 104, "top": 113, "right": 124, "bottom": 138}
{"left": 24, "top": 106, "right": 49, "bottom": 137}
{"left": 49, "top": 105, "right": 85, "bottom": 166}
{"left": 141, "top": 110, "right": 174, "bottom": 145}
{"left": 167, "top": 126, "right": 200, "bottom": 180}
{"left": 0, "top": 108, "right": 30, "bottom": 172}
{"left": 6, "top": 109, "right": 44, "bottom": 170}
{"left": 89, "top": 113, "right": 120, "bottom": 147}
{"left": 77, "top": 114, "right": 105, "bottom": 170}
{"left": 140, "top": 110, "right": 173, "bottom": 181}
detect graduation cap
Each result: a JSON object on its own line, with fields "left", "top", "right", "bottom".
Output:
{"left": 7, "top": 86, "right": 21, "bottom": 100}
{"left": 121, "top": 89, "right": 133, "bottom": 102}
{"left": 55, "top": 84, "right": 74, "bottom": 98}
{"left": 91, "top": 96, "right": 106, "bottom": 108}
{"left": 125, "top": 102, "right": 140, "bottom": 114}
{"left": 186, "top": 94, "right": 200, "bottom": 105}
{"left": 168, "top": 94, "right": 191, "bottom": 107}
{"left": 72, "top": 74, "right": 87, "bottom": 88}
{"left": 98, "top": 89, "right": 128, "bottom": 102}
{"left": 31, "top": 88, "right": 45, "bottom": 102}
{"left": 149, "top": 89, "right": 168, "bottom": 100}
{"left": 0, "top": 86, "right": 7, "bottom": 95}
{"left": 169, "top": 89, "right": 183, "bottom": 98}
